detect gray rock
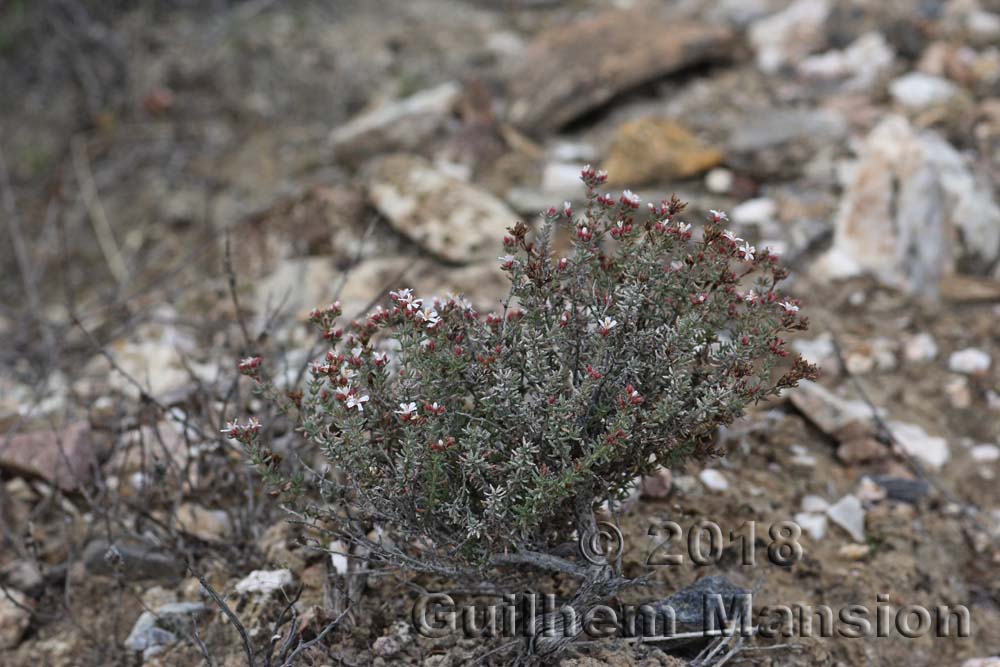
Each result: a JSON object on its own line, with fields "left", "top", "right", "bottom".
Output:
{"left": 330, "top": 82, "right": 461, "bottom": 161}
{"left": 868, "top": 475, "right": 930, "bottom": 504}
{"left": 366, "top": 154, "right": 516, "bottom": 264}
{"left": 506, "top": 9, "right": 732, "bottom": 133}
{"left": 816, "top": 115, "right": 1000, "bottom": 294}
{"left": 655, "top": 575, "right": 750, "bottom": 638}
{"left": 727, "top": 109, "right": 846, "bottom": 178}
{"left": 0, "top": 422, "right": 98, "bottom": 493}
{"left": 0, "top": 588, "right": 31, "bottom": 650}
{"left": 83, "top": 539, "right": 184, "bottom": 581}
{"left": 125, "top": 602, "right": 207, "bottom": 657}
{"left": 797, "top": 32, "right": 895, "bottom": 92}
{"left": 748, "top": 0, "right": 832, "bottom": 73}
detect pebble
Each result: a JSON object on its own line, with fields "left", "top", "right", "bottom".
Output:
{"left": 801, "top": 495, "right": 830, "bottom": 513}
{"left": 705, "top": 167, "right": 733, "bottom": 194}
{"left": 124, "top": 602, "right": 206, "bottom": 659}
{"left": 640, "top": 467, "right": 673, "bottom": 499}
{"left": 794, "top": 512, "right": 828, "bottom": 541}
{"left": 797, "top": 31, "right": 894, "bottom": 91}
{"left": 792, "top": 334, "right": 838, "bottom": 371}
{"left": 235, "top": 569, "right": 294, "bottom": 596}
{"left": 698, "top": 468, "right": 729, "bottom": 492}
{"left": 889, "top": 72, "right": 960, "bottom": 110}
{"left": 855, "top": 476, "right": 888, "bottom": 503}
{"left": 329, "top": 540, "right": 350, "bottom": 576}
{"left": 971, "top": 444, "right": 1000, "bottom": 462}
{"left": 731, "top": 197, "right": 777, "bottom": 227}
{"left": 541, "top": 162, "right": 586, "bottom": 195}
{"left": 903, "top": 333, "right": 938, "bottom": 363}
{"left": 869, "top": 475, "right": 930, "bottom": 504}
{"left": 790, "top": 444, "right": 818, "bottom": 468}
{"left": 946, "top": 376, "right": 973, "bottom": 409}
{"left": 826, "top": 494, "right": 866, "bottom": 542}
{"left": 0, "top": 588, "right": 31, "bottom": 650}
{"left": 749, "top": 0, "right": 831, "bottom": 73}
{"left": 891, "top": 421, "right": 950, "bottom": 469}
{"left": 948, "top": 348, "right": 991, "bottom": 374}
{"left": 838, "top": 543, "right": 870, "bottom": 560}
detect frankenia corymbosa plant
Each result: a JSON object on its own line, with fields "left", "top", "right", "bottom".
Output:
{"left": 226, "top": 166, "right": 817, "bottom": 572}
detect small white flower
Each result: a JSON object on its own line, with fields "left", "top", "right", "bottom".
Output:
{"left": 596, "top": 169, "right": 607, "bottom": 180}
{"left": 391, "top": 288, "right": 415, "bottom": 304}
{"left": 374, "top": 351, "right": 389, "bottom": 364}
{"left": 709, "top": 209, "right": 729, "bottom": 222}
{"left": 346, "top": 394, "right": 369, "bottom": 412}
{"left": 622, "top": 189, "right": 641, "bottom": 205}
{"left": 599, "top": 317, "right": 618, "bottom": 332}
{"left": 739, "top": 242, "right": 756, "bottom": 262}
{"left": 336, "top": 386, "right": 352, "bottom": 400}
{"left": 676, "top": 221, "right": 691, "bottom": 234}
{"left": 779, "top": 300, "right": 800, "bottom": 313}
{"left": 418, "top": 308, "right": 441, "bottom": 328}
{"left": 351, "top": 345, "right": 363, "bottom": 359}
{"left": 499, "top": 255, "right": 516, "bottom": 266}
{"left": 395, "top": 402, "right": 418, "bottom": 417}
{"left": 722, "top": 230, "right": 742, "bottom": 243}
{"left": 743, "top": 290, "right": 758, "bottom": 303}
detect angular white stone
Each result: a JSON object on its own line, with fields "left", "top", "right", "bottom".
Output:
{"left": 794, "top": 512, "right": 828, "bottom": 541}
{"left": 826, "top": 495, "right": 865, "bottom": 542}
{"left": 699, "top": 468, "right": 729, "bottom": 492}
{"left": 235, "top": 569, "right": 293, "bottom": 596}
{"left": 948, "top": 348, "right": 991, "bottom": 374}
{"left": 890, "top": 421, "right": 950, "bottom": 469}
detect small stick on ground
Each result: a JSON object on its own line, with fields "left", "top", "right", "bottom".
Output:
{"left": 70, "top": 134, "right": 128, "bottom": 287}
{"left": 188, "top": 564, "right": 256, "bottom": 667}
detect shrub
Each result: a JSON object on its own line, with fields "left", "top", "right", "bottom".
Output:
{"left": 225, "top": 166, "right": 817, "bottom": 577}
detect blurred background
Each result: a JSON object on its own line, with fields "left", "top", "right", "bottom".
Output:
{"left": 1, "top": 0, "right": 999, "bottom": 665}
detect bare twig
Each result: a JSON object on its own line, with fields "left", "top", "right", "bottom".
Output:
{"left": 70, "top": 135, "right": 128, "bottom": 287}
{"left": 225, "top": 229, "right": 254, "bottom": 353}
{"left": 0, "top": 145, "right": 55, "bottom": 353}
{"left": 189, "top": 565, "right": 256, "bottom": 667}
{"left": 278, "top": 607, "right": 349, "bottom": 667}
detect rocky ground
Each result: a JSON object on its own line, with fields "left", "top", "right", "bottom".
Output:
{"left": 1, "top": 0, "right": 1000, "bottom": 665}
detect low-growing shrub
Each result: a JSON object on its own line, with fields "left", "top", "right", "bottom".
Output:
{"left": 226, "top": 165, "right": 816, "bottom": 596}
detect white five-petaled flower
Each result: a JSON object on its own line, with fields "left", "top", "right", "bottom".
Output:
{"left": 722, "top": 230, "right": 742, "bottom": 243}
{"left": 622, "top": 189, "right": 640, "bottom": 205}
{"left": 391, "top": 288, "right": 414, "bottom": 303}
{"left": 709, "top": 209, "right": 729, "bottom": 222}
{"left": 395, "top": 402, "right": 418, "bottom": 417}
{"left": 346, "top": 394, "right": 369, "bottom": 412}
{"left": 418, "top": 308, "right": 441, "bottom": 328}
{"left": 779, "top": 300, "right": 800, "bottom": 313}
{"left": 739, "top": 242, "right": 756, "bottom": 262}
{"left": 676, "top": 221, "right": 691, "bottom": 234}
{"left": 598, "top": 317, "right": 618, "bottom": 335}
